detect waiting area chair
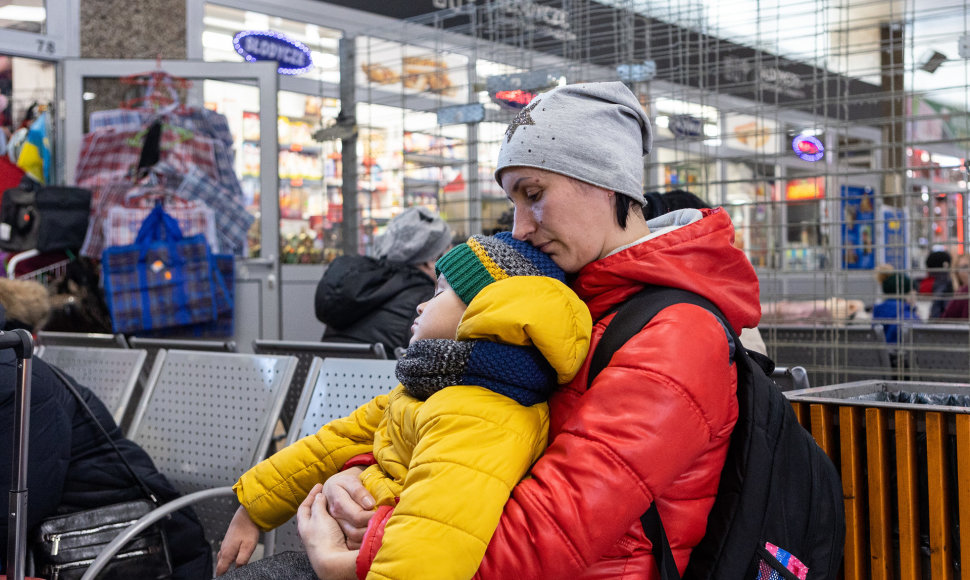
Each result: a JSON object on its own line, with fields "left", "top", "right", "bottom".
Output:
{"left": 264, "top": 357, "right": 399, "bottom": 556}
{"left": 122, "top": 350, "right": 296, "bottom": 551}
{"left": 251, "top": 339, "right": 388, "bottom": 436}
{"left": 36, "top": 330, "right": 129, "bottom": 349}
{"left": 36, "top": 345, "right": 147, "bottom": 426}
{"left": 761, "top": 323, "right": 893, "bottom": 386}
{"left": 127, "top": 337, "right": 238, "bottom": 379}
{"left": 908, "top": 322, "right": 970, "bottom": 382}
{"left": 770, "top": 365, "right": 810, "bottom": 392}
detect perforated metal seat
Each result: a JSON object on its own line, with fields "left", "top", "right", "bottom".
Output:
{"left": 126, "top": 349, "right": 298, "bottom": 552}
{"left": 761, "top": 324, "right": 838, "bottom": 386}
{"left": 833, "top": 324, "right": 893, "bottom": 382}
{"left": 910, "top": 323, "right": 970, "bottom": 382}
{"left": 127, "top": 337, "right": 238, "bottom": 382}
{"left": 265, "top": 357, "right": 399, "bottom": 556}
{"left": 761, "top": 323, "right": 895, "bottom": 386}
{"left": 251, "top": 339, "right": 388, "bottom": 435}
{"left": 37, "top": 345, "right": 147, "bottom": 425}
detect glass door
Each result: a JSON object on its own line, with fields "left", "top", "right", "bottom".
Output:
{"left": 61, "top": 58, "right": 282, "bottom": 342}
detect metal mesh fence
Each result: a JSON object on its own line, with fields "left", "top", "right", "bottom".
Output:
{"left": 355, "top": 0, "right": 970, "bottom": 384}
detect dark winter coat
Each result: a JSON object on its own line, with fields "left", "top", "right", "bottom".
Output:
{"left": 0, "top": 345, "right": 212, "bottom": 578}
{"left": 314, "top": 255, "right": 435, "bottom": 353}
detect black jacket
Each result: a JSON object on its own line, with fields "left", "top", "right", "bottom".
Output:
{"left": 0, "top": 348, "right": 212, "bottom": 578}
{"left": 315, "top": 255, "right": 434, "bottom": 353}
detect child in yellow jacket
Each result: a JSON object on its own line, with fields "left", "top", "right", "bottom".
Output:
{"left": 217, "top": 232, "right": 592, "bottom": 580}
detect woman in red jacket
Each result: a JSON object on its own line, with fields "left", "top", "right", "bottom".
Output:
{"left": 282, "top": 82, "right": 762, "bottom": 580}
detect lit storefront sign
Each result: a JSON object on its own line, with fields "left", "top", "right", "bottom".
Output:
{"left": 233, "top": 30, "right": 313, "bottom": 75}
{"left": 792, "top": 134, "right": 825, "bottom": 162}
{"left": 492, "top": 89, "right": 537, "bottom": 110}
{"left": 786, "top": 177, "right": 825, "bottom": 200}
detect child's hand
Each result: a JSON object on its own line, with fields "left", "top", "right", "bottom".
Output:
{"left": 298, "top": 483, "right": 359, "bottom": 580}
{"left": 298, "top": 483, "right": 348, "bottom": 552}
{"left": 322, "top": 466, "right": 375, "bottom": 549}
{"left": 215, "top": 506, "right": 261, "bottom": 575}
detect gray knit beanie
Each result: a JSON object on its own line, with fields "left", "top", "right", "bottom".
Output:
{"left": 494, "top": 81, "right": 654, "bottom": 205}
{"left": 374, "top": 206, "right": 452, "bottom": 265}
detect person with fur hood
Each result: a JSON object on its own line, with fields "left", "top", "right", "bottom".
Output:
{"left": 0, "top": 279, "right": 213, "bottom": 579}
{"left": 0, "top": 277, "right": 50, "bottom": 332}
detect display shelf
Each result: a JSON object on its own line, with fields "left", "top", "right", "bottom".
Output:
{"left": 403, "top": 153, "right": 467, "bottom": 167}
{"left": 243, "top": 139, "right": 323, "bottom": 153}
{"left": 403, "top": 177, "right": 440, "bottom": 189}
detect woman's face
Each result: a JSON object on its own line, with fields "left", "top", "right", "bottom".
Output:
{"left": 501, "top": 167, "right": 620, "bottom": 274}
{"left": 410, "top": 275, "right": 466, "bottom": 344}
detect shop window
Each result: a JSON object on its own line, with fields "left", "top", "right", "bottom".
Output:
{"left": 838, "top": 135, "right": 875, "bottom": 170}
{"left": 782, "top": 173, "right": 829, "bottom": 271}
{"left": 724, "top": 161, "right": 776, "bottom": 269}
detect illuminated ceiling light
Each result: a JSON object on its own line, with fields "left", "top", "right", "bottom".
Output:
{"left": 0, "top": 6, "right": 45, "bottom": 21}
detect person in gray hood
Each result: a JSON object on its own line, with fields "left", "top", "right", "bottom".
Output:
{"left": 314, "top": 207, "right": 452, "bottom": 354}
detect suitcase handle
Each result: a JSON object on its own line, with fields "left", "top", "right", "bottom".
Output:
{"left": 0, "top": 329, "right": 33, "bottom": 359}
{"left": 3, "top": 328, "right": 34, "bottom": 580}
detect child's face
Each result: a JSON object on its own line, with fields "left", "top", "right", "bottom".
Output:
{"left": 410, "top": 274, "right": 467, "bottom": 344}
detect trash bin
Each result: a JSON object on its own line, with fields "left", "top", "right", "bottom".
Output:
{"left": 786, "top": 380, "right": 970, "bottom": 580}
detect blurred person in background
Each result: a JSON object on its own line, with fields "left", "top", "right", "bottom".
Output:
{"left": 872, "top": 268, "right": 919, "bottom": 344}
{"left": 919, "top": 250, "right": 953, "bottom": 319}
{"left": 314, "top": 206, "right": 451, "bottom": 354}
{"left": 941, "top": 253, "right": 970, "bottom": 319}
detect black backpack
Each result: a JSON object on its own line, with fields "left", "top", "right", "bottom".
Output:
{"left": 589, "top": 285, "right": 845, "bottom": 580}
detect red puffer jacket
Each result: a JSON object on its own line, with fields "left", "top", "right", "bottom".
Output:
{"left": 474, "top": 208, "right": 761, "bottom": 580}
{"left": 354, "top": 208, "right": 761, "bottom": 579}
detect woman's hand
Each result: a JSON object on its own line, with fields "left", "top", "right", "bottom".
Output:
{"left": 322, "top": 467, "right": 375, "bottom": 549}
{"left": 298, "top": 483, "right": 359, "bottom": 580}
{"left": 215, "top": 506, "right": 261, "bottom": 575}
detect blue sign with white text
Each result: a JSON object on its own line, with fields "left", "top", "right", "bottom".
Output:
{"left": 234, "top": 31, "right": 313, "bottom": 75}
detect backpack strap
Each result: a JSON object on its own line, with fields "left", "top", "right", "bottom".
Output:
{"left": 586, "top": 285, "right": 746, "bottom": 580}
{"left": 588, "top": 285, "right": 739, "bottom": 386}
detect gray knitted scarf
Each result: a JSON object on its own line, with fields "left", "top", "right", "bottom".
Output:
{"left": 396, "top": 338, "right": 558, "bottom": 406}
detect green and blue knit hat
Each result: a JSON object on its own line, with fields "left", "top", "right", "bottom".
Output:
{"left": 435, "top": 231, "right": 565, "bottom": 304}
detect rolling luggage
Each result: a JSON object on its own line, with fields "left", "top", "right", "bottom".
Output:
{"left": 0, "top": 328, "right": 39, "bottom": 580}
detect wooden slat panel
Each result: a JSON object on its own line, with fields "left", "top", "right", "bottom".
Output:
{"left": 926, "top": 412, "right": 953, "bottom": 580}
{"left": 792, "top": 401, "right": 808, "bottom": 428}
{"left": 894, "top": 410, "right": 920, "bottom": 579}
{"left": 956, "top": 414, "right": 970, "bottom": 580}
{"left": 866, "top": 407, "right": 893, "bottom": 580}
{"left": 840, "top": 406, "right": 866, "bottom": 580}
{"left": 810, "top": 403, "right": 836, "bottom": 459}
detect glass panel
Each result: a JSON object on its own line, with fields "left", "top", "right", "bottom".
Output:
{"left": 0, "top": 0, "right": 45, "bottom": 34}
{"left": 203, "top": 82, "right": 342, "bottom": 262}
{"left": 203, "top": 4, "right": 341, "bottom": 83}
{"left": 76, "top": 73, "right": 257, "bottom": 259}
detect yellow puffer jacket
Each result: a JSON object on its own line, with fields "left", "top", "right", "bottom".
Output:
{"left": 233, "top": 276, "right": 591, "bottom": 579}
